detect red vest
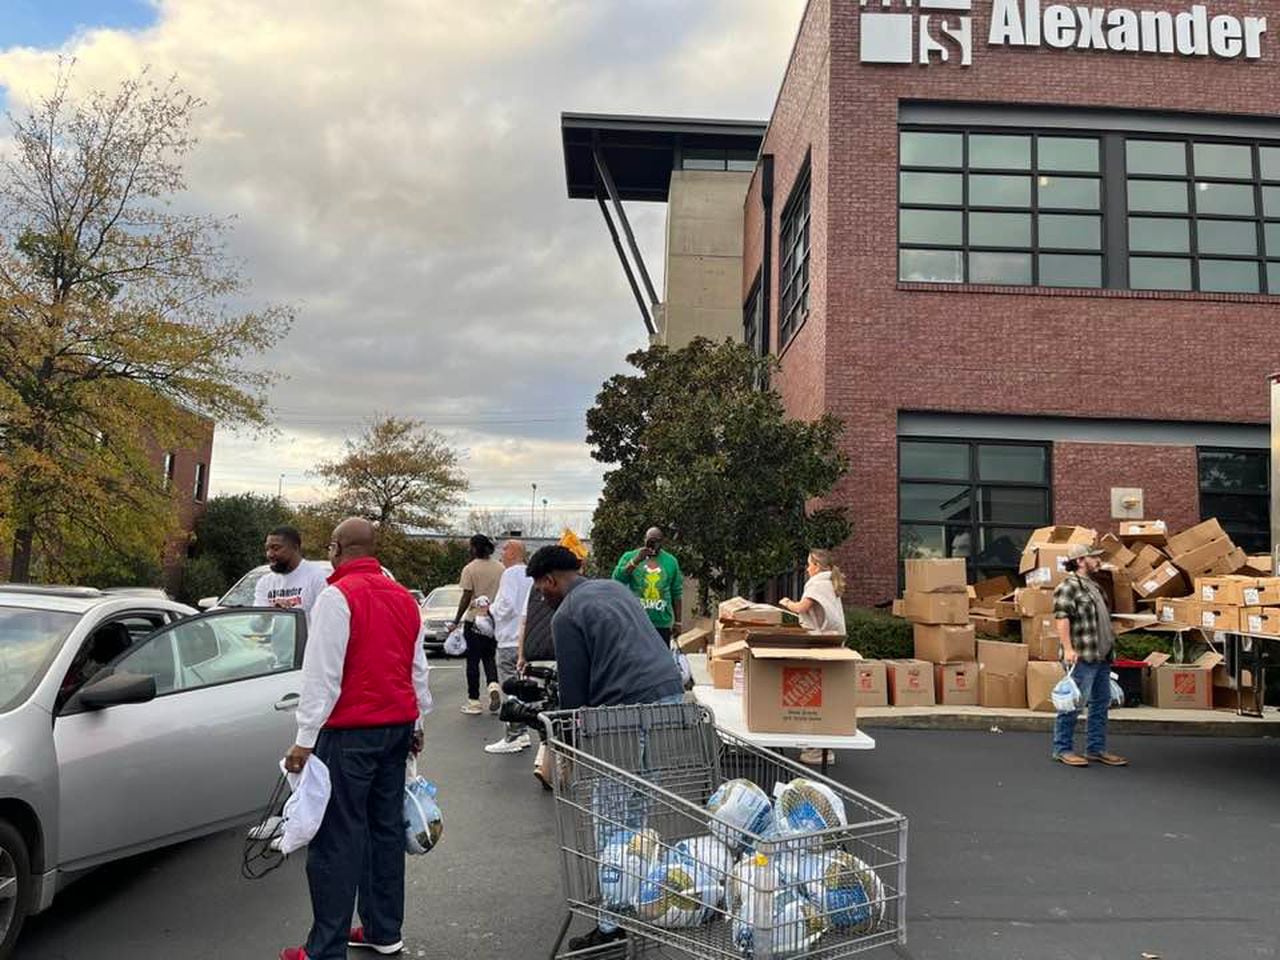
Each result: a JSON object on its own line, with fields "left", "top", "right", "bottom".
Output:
{"left": 324, "top": 556, "right": 421, "bottom": 731}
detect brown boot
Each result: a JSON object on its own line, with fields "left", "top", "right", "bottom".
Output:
{"left": 1087, "top": 751, "right": 1129, "bottom": 767}
{"left": 1054, "top": 751, "right": 1089, "bottom": 767}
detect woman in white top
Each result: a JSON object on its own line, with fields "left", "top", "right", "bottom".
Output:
{"left": 780, "top": 549, "right": 847, "bottom": 634}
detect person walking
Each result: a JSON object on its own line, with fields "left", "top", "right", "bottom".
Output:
{"left": 779, "top": 549, "right": 848, "bottom": 635}
{"left": 452, "top": 534, "right": 505, "bottom": 716}
{"left": 278, "top": 518, "right": 433, "bottom": 960}
{"left": 612, "top": 526, "right": 684, "bottom": 645}
{"left": 254, "top": 525, "right": 330, "bottom": 616}
{"left": 485, "top": 539, "right": 534, "bottom": 755}
{"left": 1052, "top": 543, "right": 1129, "bottom": 769}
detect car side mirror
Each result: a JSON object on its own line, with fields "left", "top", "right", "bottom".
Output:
{"left": 78, "top": 671, "right": 158, "bottom": 710}
{"left": 197, "top": 597, "right": 218, "bottom": 610}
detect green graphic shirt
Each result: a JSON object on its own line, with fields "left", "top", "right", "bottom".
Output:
{"left": 613, "top": 548, "right": 683, "bottom": 629}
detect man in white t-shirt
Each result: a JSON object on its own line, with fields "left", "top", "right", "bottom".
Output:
{"left": 253, "top": 526, "right": 331, "bottom": 618}
{"left": 484, "top": 540, "right": 533, "bottom": 755}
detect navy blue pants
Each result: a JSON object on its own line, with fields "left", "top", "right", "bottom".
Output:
{"left": 305, "top": 724, "right": 414, "bottom": 960}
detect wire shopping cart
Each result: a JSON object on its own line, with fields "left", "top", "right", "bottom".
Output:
{"left": 539, "top": 701, "right": 908, "bottom": 959}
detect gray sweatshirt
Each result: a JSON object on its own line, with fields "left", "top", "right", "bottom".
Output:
{"left": 551, "top": 578, "right": 684, "bottom": 710}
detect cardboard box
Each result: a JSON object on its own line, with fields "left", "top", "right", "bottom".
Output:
{"left": 1026, "top": 525, "right": 1098, "bottom": 548}
{"left": 970, "top": 615, "right": 1018, "bottom": 637}
{"left": 741, "top": 645, "right": 860, "bottom": 735}
{"left": 1198, "top": 605, "right": 1240, "bottom": 633}
{"left": 891, "top": 598, "right": 905, "bottom": 618}
{"left": 1170, "top": 536, "right": 1235, "bottom": 578}
{"left": 718, "top": 597, "right": 786, "bottom": 626}
{"left": 1156, "top": 596, "right": 1203, "bottom": 626}
{"left": 1131, "top": 543, "right": 1170, "bottom": 573}
{"left": 676, "top": 619, "right": 714, "bottom": 654}
{"left": 1015, "top": 587, "right": 1055, "bottom": 618}
{"left": 1166, "top": 518, "right": 1227, "bottom": 558}
{"left": 934, "top": 661, "right": 979, "bottom": 706}
{"left": 1020, "top": 615, "right": 1062, "bottom": 661}
{"left": 901, "top": 591, "right": 970, "bottom": 625}
{"left": 1098, "top": 533, "right": 1138, "bottom": 569}
{"left": 1095, "top": 567, "right": 1135, "bottom": 614}
{"left": 1111, "top": 613, "right": 1159, "bottom": 635}
{"left": 972, "top": 574, "right": 1017, "bottom": 606}
{"left": 1242, "top": 607, "right": 1280, "bottom": 636}
{"left": 709, "top": 657, "right": 735, "bottom": 690}
{"left": 1142, "top": 651, "right": 1223, "bottom": 710}
{"left": 904, "top": 558, "right": 968, "bottom": 594}
{"left": 1118, "top": 519, "right": 1168, "bottom": 545}
{"left": 885, "top": 659, "right": 936, "bottom": 707}
{"left": 1133, "top": 562, "right": 1187, "bottom": 600}
{"left": 852, "top": 660, "right": 888, "bottom": 707}
{"left": 977, "top": 640, "right": 1029, "bottom": 709}
{"left": 1243, "top": 555, "right": 1276, "bottom": 577}
{"left": 1211, "top": 548, "right": 1248, "bottom": 577}
{"left": 913, "top": 623, "right": 976, "bottom": 663}
{"left": 990, "top": 599, "right": 1021, "bottom": 620}
{"left": 1026, "top": 661, "right": 1067, "bottom": 713}
{"left": 1195, "top": 575, "right": 1254, "bottom": 607}
{"left": 1020, "top": 543, "right": 1077, "bottom": 587}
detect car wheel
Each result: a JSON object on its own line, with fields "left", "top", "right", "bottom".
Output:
{"left": 0, "top": 819, "right": 31, "bottom": 960}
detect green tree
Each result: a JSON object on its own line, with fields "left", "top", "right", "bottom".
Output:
{"left": 587, "top": 338, "right": 850, "bottom": 603}
{"left": 189, "top": 493, "right": 296, "bottom": 589}
{"left": 0, "top": 68, "right": 290, "bottom": 582}
{"left": 314, "top": 416, "right": 467, "bottom": 529}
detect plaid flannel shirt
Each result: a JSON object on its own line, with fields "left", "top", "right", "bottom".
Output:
{"left": 1053, "top": 573, "right": 1115, "bottom": 663}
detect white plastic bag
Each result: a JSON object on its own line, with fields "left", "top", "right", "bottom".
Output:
{"left": 278, "top": 755, "right": 331, "bottom": 854}
{"left": 443, "top": 624, "right": 466, "bottom": 657}
{"left": 404, "top": 757, "right": 443, "bottom": 855}
{"left": 1051, "top": 669, "right": 1082, "bottom": 714}
{"left": 472, "top": 596, "right": 496, "bottom": 638}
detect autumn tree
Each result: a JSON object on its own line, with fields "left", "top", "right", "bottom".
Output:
{"left": 314, "top": 416, "right": 467, "bottom": 530}
{"left": 0, "top": 68, "right": 289, "bottom": 581}
{"left": 587, "top": 338, "right": 850, "bottom": 602}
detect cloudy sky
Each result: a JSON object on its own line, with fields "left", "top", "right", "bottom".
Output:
{"left": 0, "top": 0, "right": 804, "bottom": 531}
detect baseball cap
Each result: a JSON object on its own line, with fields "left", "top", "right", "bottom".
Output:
{"left": 1065, "top": 543, "right": 1105, "bottom": 561}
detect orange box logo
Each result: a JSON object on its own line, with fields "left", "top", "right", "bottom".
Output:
{"left": 858, "top": 672, "right": 873, "bottom": 691}
{"left": 1173, "top": 671, "right": 1199, "bottom": 696}
{"left": 907, "top": 670, "right": 922, "bottom": 690}
{"left": 783, "top": 667, "right": 823, "bottom": 708}
{"left": 955, "top": 672, "right": 969, "bottom": 689}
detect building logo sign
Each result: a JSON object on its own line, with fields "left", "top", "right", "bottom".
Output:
{"left": 859, "top": 1, "right": 1268, "bottom": 66}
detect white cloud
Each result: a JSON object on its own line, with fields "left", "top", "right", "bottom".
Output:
{"left": 0, "top": 0, "right": 806, "bottom": 527}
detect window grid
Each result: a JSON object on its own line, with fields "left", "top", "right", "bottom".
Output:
{"left": 899, "top": 129, "right": 1104, "bottom": 289}
{"left": 1197, "top": 447, "right": 1271, "bottom": 554}
{"left": 898, "top": 438, "right": 1054, "bottom": 585}
{"left": 1126, "top": 138, "right": 1280, "bottom": 294}
{"left": 744, "top": 274, "right": 764, "bottom": 357}
{"left": 779, "top": 161, "right": 811, "bottom": 347}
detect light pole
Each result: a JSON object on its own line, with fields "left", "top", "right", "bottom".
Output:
{"left": 277, "top": 473, "right": 286, "bottom": 499}
{"left": 531, "top": 483, "right": 537, "bottom": 536}
{"left": 542, "top": 498, "right": 548, "bottom": 536}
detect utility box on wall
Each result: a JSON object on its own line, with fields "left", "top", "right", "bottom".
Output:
{"left": 1111, "top": 487, "right": 1144, "bottom": 521}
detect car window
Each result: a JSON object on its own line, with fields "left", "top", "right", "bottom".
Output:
{"left": 57, "top": 617, "right": 146, "bottom": 710}
{"left": 0, "top": 606, "right": 82, "bottom": 712}
{"left": 425, "top": 586, "right": 463, "bottom": 609}
{"left": 115, "top": 610, "right": 302, "bottom": 694}
{"left": 218, "top": 568, "right": 266, "bottom": 607}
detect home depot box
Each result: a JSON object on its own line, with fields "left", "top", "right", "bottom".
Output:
{"left": 913, "top": 623, "right": 976, "bottom": 663}
{"left": 904, "top": 558, "right": 968, "bottom": 594}
{"left": 1166, "top": 518, "right": 1227, "bottom": 558}
{"left": 1026, "top": 661, "right": 1067, "bottom": 713}
{"left": 1118, "top": 520, "right": 1168, "bottom": 545}
{"left": 934, "top": 661, "right": 979, "bottom": 705}
{"left": 885, "top": 659, "right": 936, "bottom": 707}
{"left": 1241, "top": 607, "right": 1280, "bottom": 636}
{"left": 1198, "top": 605, "right": 1240, "bottom": 633}
{"left": 1142, "top": 652, "right": 1223, "bottom": 710}
{"left": 977, "top": 640, "right": 1029, "bottom": 708}
{"left": 1098, "top": 533, "right": 1137, "bottom": 569}
{"left": 1020, "top": 615, "right": 1061, "bottom": 661}
{"left": 852, "top": 660, "right": 888, "bottom": 707}
{"left": 1015, "top": 587, "right": 1054, "bottom": 618}
{"left": 1156, "top": 596, "right": 1203, "bottom": 626}
{"left": 901, "top": 592, "right": 970, "bottom": 625}
{"left": 1133, "top": 562, "right": 1187, "bottom": 600}
{"left": 741, "top": 645, "right": 860, "bottom": 735}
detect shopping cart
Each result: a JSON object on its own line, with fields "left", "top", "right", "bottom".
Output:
{"left": 539, "top": 701, "right": 907, "bottom": 959}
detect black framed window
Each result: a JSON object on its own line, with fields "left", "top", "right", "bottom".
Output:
{"left": 899, "top": 438, "right": 1053, "bottom": 583}
{"left": 193, "top": 462, "right": 207, "bottom": 503}
{"left": 1126, "top": 138, "right": 1280, "bottom": 293}
{"left": 743, "top": 273, "right": 764, "bottom": 357}
{"left": 899, "top": 130, "right": 1103, "bottom": 288}
{"left": 681, "top": 147, "right": 758, "bottom": 172}
{"left": 779, "top": 160, "right": 811, "bottom": 346}
{"left": 1198, "top": 448, "right": 1270, "bottom": 554}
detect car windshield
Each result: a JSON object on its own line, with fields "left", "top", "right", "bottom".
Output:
{"left": 220, "top": 569, "right": 266, "bottom": 607}
{"left": 0, "top": 606, "right": 82, "bottom": 712}
{"left": 424, "top": 586, "right": 462, "bottom": 611}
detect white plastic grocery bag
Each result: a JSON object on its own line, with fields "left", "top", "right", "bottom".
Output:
{"left": 443, "top": 625, "right": 466, "bottom": 657}
{"left": 278, "top": 755, "right": 332, "bottom": 854}
{"left": 1051, "top": 669, "right": 1082, "bottom": 714}
{"left": 404, "top": 756, "right": 444, "bottom": 856}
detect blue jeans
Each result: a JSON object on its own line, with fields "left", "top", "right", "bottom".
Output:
{"left": 305, "top": 724, "right": 414, "bottom": 960}
{"left": 595, "top": 693, "right": 687, "bottom": 933}
{"left": 1053, "top": 660, "right": 1111, "bottom": 757}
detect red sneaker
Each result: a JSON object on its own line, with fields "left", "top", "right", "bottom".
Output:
{"left": 349, "top": 927, "right": 405, "bottom": 955}
{"left": 279, "top": 949, "right": 307, "bottom": 960}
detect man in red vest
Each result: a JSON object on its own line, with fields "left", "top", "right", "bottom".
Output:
{"left": 280, "top": 517, "right": 433, "bottom": 960}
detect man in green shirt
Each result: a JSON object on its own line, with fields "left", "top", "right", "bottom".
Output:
{"left": 612, "top": 526, "right": 683, "bottom": 644}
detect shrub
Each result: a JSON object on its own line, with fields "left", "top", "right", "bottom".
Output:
{"left": 844, "top": 606, "right": 913, "bottom": 660}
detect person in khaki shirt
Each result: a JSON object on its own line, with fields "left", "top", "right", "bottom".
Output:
{"left": 452, "top": 534, "right": 505, "bottom": 714}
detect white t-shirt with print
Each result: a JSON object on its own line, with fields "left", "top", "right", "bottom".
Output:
{"left": 253, "top": 560, "right": 331, "bottom": 617}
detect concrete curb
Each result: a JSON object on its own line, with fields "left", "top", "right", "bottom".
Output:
{"left": 857, "top": 712, "right": 1280, "bottom": 738}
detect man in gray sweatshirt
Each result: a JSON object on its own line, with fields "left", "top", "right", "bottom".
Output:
{"left": 524, "top": 545, "right": 684, "bottom": 952}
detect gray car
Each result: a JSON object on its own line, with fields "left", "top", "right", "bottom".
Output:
{"left": 420, "top": 584, "right": 463, "bottom": 654}
{"left": 0, "top": 586, "right": 307, "bottom": 959}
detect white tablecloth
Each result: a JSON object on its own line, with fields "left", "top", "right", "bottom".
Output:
{"left": 692, "top": 685, "right": 876, "bottom": 752}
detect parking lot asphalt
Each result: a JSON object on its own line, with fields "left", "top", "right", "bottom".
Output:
{"left": 21, "top": 661, "right": 1280, "bottom": 959}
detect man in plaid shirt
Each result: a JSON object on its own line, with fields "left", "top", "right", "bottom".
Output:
{"left": 1052, "top": 543, "right": 1129, "bottom": 768}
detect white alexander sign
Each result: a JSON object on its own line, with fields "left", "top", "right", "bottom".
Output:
{"left": 859, "top": 0, "right": 1268, "bottom": 67}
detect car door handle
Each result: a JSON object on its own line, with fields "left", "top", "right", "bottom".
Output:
{"left": 274, "top": 695, "right": 300, "bottom": 711}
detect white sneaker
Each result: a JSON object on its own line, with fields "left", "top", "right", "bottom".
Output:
{"left": 461, "top": 700, "right": 483, "bottom": 715}
{"left": 488, "top": 681, "right": 502, "bottom": 713}
{"left": 485, "top": 734, "right": 530, "bottom": 754}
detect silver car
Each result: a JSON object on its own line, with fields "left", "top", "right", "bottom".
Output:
{"left": 420, "top": 584, "right": 463, "bottom": 654}
{"left": 0, "top": 586, "right": 306, "bottom": 959}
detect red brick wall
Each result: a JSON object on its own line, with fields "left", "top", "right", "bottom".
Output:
{"left": 1052, "top": 442, "right": 1202, "bottom": 538}
{"left": 744, "top": 2, "right": 1280, "bottom": 605}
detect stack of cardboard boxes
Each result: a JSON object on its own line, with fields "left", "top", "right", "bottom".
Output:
{"left": 897, "top": 559, "right": 971, "bottom": 706}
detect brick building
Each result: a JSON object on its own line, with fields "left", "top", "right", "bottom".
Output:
{"left": 568, "top": 2, "right": 1280, "bottom": 607}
